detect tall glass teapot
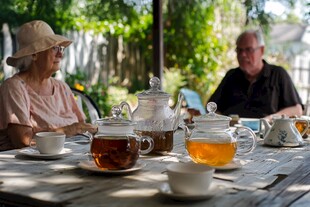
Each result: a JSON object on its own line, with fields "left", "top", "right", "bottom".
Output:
{"left": 121, "top": 77, "right": 184, "bottom": 155}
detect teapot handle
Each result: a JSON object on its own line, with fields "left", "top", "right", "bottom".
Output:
{"left": 119, "top": 101, "right": 133, "bottom": 120}
{"left": 294, "top": 118, "right": 309, "bottom": 136}
{"left": 178, "top": 122, "right": 192, "bottom": 140}
{"left": 234, "top": 126, "right": 257, "bottom": 155}
{"left": 140, "top": 136, "right": 154, "bottom": 154}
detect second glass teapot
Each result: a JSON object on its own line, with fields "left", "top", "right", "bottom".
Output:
{"left": 183, "top": 102, "right": 257, "bottom": 166}
{"left": 120, "top": 77, "right": 184, "bottom": 155}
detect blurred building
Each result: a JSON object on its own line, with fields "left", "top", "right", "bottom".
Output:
{"left": 268, "top": 23, "right": 310, "bottom": 114}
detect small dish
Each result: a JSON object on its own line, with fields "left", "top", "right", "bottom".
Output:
{"left": 158, "top": 182, "right": 219, "bottom": 201}
{"left": 212, "top": 159, "right": 242, "bottom": 171}
{"left": 78, "top": 160, "right": 145, "bottom": 174}
{"left": 18, "top": 148, "right": 72, "bottom": 160}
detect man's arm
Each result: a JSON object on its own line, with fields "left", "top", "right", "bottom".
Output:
{"left": 264, "top": 104, "right": 303, "bottom": 121}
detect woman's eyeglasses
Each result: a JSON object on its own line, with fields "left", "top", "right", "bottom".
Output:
{"left": 52, "top": 46, "right": 65, "bottom": 55}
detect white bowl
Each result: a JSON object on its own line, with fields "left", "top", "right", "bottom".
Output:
{"left": 166, "top": 162, "right": 214, "bottom": 195}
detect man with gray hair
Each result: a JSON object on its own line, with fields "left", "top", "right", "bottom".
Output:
{"left": 208, "top": 29, "right": 303, "bottom": 120}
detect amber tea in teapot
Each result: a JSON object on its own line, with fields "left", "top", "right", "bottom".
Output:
{"left": 183, "top": 102, "right": 256, "bottom": 167}
{"left": 91, "top": 136, "right": 139, "bottom": 170}
{"left": 186, "top": 138, "right": 237, "bottom": 166}
{"left": 92, "top": 105, "right": 154, "bottom": 170}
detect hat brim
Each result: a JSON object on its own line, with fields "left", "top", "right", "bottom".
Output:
{"left": 6, "top": 34, "right": 72, "bottom": 67}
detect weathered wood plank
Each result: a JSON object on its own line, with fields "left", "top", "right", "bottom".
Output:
{"left": 291, "top": 191, "right": 310, "bottom": 207}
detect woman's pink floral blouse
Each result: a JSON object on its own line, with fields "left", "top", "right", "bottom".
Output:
{"left": 0, "top": 74, "right": 85, "bottom": 150}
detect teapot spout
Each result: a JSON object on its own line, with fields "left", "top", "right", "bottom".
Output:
{"left": 173, "top": 93, "right": 185, "bottom": 130}
{"left": 179, "top": 122, "right": 192, "bottom": 139}
{"left": 260, "top": 118, "right": 271, "bottom": 137}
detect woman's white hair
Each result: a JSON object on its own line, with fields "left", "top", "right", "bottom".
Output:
{"left": 14, "top": 56, "right": 32, "bottom": 72}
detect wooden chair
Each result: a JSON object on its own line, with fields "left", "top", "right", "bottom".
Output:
{"left": 70, "top": 87, "right": 101, "bottom": 123}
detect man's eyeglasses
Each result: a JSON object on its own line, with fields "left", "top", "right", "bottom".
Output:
{"left": 235, "top": 46, "right": 261, "bottom": 54}
{"left": 52, "top": 46, "right": 65, "bottom": 55}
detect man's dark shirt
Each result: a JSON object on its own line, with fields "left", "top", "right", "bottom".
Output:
{"left": 208, "top": 60, "right": 303, "bottom": 118}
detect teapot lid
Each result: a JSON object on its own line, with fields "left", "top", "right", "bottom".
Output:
{"left": 193, "top": 102, "right": 231, "bottom": 129}
{"left": 95, "top": 105, "right": 136, "bottom": 134}
{"left": 136, "top": 77, "right": 170, "bottom": 99}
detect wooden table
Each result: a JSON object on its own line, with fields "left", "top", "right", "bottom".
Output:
{"left": 0, "top": 130, "right": 309, "bottom": 207}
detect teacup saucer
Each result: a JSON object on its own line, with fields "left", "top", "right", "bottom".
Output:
{"left": 158, "top": 182, "right": 220, "bottom": 201}
{"left": 78, "top": 160, "right": 145, "bottom": 174}
{"left": 212, "top": 159, "right": 242, "bottom": 171}
{"left": 18, "top": 148, "right": 72, "bottom": 160}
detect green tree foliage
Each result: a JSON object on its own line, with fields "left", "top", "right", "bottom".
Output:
{"left": 0, "top": 0, "right": 75, "bottom": 33}
{"left": 242, "top": 0, "right": 304, "bottom": 32}
{"left": 243, "top": 0, "right": 273, "bottom": 32}
{"left": 163, "top": 0, "right": 229, "bottom": 104}
{"left": 72, "top": 0, "right": 151, "bottom": 36}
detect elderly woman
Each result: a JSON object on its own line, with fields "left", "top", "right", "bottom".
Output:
{"left": 0, "top": 20, "right": 97, "bottom": 151}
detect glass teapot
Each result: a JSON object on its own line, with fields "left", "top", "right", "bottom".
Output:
{"left": 92, "top": 104, "right": 154, "bottom": 170}
{"left": 120, "top": 77, "right": 184, "bottom": 155}
{"left": 183, "top": 102, "right": 257, "bottom": 166}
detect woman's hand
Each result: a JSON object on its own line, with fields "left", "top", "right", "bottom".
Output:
{"left": 6, "top": 122, "right": 97, "bottom": 150}
{"left": 56, "top": 122, "right": 98, "bottom": 137}
{"left": 7, "top": 124, "right": 33, "bottom": 149}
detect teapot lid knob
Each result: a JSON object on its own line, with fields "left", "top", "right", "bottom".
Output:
{"left": 136, "top": 76, "right": 170, "bottom": 98}
{"left": 206, "top": 102, "right": 217, "bottom": 115}
{"left": 94, "top": 104, "right": 135, "bottom": 127}
{"left": 111, "top": 105, "right": 122, "bottom": 118}
{"left": 149, "top": 77, "right": 160, "bottom": 89}
{"left": 193, "top": 102, "right": 231, "bottom": 127}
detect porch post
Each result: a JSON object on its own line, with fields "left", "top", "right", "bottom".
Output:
{"left": 152, "top": 0, "right": 163, "bottom": 88}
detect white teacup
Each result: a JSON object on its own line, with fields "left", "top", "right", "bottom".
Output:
{"left": 30, "top": 132, "right": 66, "bottom": 154}
{"left": 166, "top": 162, "right": 214, "bottom": 195}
